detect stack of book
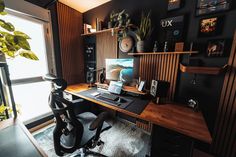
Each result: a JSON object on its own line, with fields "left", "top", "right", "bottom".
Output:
{"left": 83, "top": 24, "right": 92, "bottom": 34}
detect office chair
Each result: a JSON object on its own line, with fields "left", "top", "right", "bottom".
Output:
{"left": 43, "top": 74, "right": 111, "bottom": 157}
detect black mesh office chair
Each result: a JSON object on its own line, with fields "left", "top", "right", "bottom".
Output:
{"left": 43, "top": 74, "right": 111, "bottom": 157}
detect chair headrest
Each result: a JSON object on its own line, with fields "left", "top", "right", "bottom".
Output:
{"left": 43, "top": 74, "right": 67, "bottom": 92}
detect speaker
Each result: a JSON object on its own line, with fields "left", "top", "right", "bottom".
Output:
{"left": 85, "top": 63, "right": 96, "bottom": 83}
{"left": 150, "top": 80, "right": 170, "bottom": 103}
{"left": 85, "top": 43, "right": 96, "bottom": 62}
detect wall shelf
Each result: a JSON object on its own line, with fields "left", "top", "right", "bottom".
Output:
{"left": 128, "top": 51, "right": 198, "bottom": 56}
{"left": 180, "top": 64, "right": 228, "bottom": 75}
{"left": 81, "top": 27, "right": 118, "bottom": 36}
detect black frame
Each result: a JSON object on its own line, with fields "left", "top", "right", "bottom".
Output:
{"left": 198, "top": 16, "right": 224, "bottom": 37}
{"left": 0, "top": 62, "right": 17, "bottom": 119}
{"left": 195, "top": 0, "right": 231, "bottom": 16}
{"left": 168, "top": 0, "right": 183, "bottom": 11}
{"left": 206, "top": 39, "right": 226, "bottom": 57}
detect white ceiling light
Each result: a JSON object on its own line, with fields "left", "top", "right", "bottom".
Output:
{"left": 59, "top": 0, "right": 111, "bottom": 13}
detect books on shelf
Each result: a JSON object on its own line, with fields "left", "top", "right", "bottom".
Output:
{"left": 83, "top": 24, "right": 92, "bottom": 34}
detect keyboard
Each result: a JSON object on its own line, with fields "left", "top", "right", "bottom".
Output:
{"left": 99, "top": 93, "right": 118, "bottom": 101}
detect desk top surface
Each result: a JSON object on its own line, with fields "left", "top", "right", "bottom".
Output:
{"left": 66, "top": 83, "right": 212, "bottom": 144}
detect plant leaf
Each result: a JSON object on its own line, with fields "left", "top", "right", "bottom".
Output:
{"left": 14, "top": 31, "right": 31, "bottom": 39}
{"left": 0, "top": 0, "right": 5, "bottom": 13}
{"left": 19, "top": 50, "right": 39, "bottom": 60}
{"left": 0, "top": 11, "right": 7, "bottom": 15}
{"left": 0, "top": 22, "right": 15, "bottom": 32}
{"left": 15, "top": 36, "right": 31, "bottom": 50}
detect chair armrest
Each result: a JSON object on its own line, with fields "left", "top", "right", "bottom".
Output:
{"left": 89, "top": 112, "right": 108, "bottom": 131}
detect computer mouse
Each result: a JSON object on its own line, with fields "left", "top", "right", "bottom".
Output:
{"left": 117, "top": 97, "right": 126, "bottom": 103}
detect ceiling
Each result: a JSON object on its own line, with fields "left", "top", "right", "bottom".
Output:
{"left": 59, "top": 0, "right": 111, "bottom": 13}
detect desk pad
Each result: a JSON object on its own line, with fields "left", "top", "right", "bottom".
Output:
{"left": 78, "top": 88, "right": 149, "bottom": 115}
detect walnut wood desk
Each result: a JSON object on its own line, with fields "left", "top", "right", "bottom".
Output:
{"left": 0, "top": 118, "right": 47, "bottom": 157}
{"left": 66, "top": 83, "right": 212, "bottom": 145}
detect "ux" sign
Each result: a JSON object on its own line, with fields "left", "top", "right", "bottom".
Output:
{"left": 161, "top": 20, "right": 173, "bottom": 28}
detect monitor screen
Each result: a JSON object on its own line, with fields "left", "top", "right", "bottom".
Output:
{"left": 105, "top": 58, "right": 134, "bottom": 83}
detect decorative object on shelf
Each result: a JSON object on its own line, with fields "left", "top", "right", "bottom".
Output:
{"left": 207, "top": 39, "right": 225, "bottom": 57}
{"left": 83, "top": 23, "right": 92, "bottom": 34}
{"left": 135, "top": 11, "right": 152, "bottom": 52}
{"left": 160, "top": 15, "right": 185, "bottom": 41}
{"left": 187, "top": 99, "right": 199, "bottom": 112}
{"left": 96, "top": 18, "right": 103, "bottom": 31}
{"left": 153, "top": 41, "right": 158, "bottom": 52}
{"left": 163, "top": 41, "right": 168, "bottom": 52}
{"left": 168, "top": 0, "right": 183, "bottom": 11}
{"left": 115, "top": 10, "right": 132, "bottom": 40}
{"left": 175, "top": 42, "right": 184, "bottom": 52}
{"left": 119, "top": 35, "right": 134, "bottom": 53}
{"left": 196, "top": 0, "right": 231, "bottom": 16}
{"left": 138, "top": 81, "right": 146, "bottom": 92}
{"left": 198, "top": 16, "right": 224, "bottom": 37}
{"left": 99, "top": 68, "right": 105, "bottom": 84}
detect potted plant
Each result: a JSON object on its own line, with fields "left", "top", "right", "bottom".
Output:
{"left": 135, "top": 11, "right": 152, "bottom": 52}
{"left": 0, "top": 0, "right": 38, "bottom": 120}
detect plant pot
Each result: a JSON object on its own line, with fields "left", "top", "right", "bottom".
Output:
{"left": 137, "top": 40, "right": 145, "bottom": 53}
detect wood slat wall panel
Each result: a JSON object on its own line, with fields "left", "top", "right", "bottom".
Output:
{"left": 139, "top": 54, "right": 180, "bottom": 101}
{"left": 96, "top": 32, "right": 117, "bottom": 70}
{"left": 57, "top": 2, "right": 84, "bottom": 85}
{"left": 211, "top": 31, "right": 236, "bottom": 157}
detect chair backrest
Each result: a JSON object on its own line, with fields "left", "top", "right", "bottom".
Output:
{"left": 43, "top": 74, "right": 84, "bottom": 156}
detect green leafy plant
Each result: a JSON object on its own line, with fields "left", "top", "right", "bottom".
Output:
{"left": 135, "top": 11, "right": 152, "bottom": 41}
{"left": 0, "top": 0, "right": 38, "bottom": 60}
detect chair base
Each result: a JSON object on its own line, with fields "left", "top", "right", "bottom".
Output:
{"left": 70, "top": 148, "right": 107, "bottom": 157}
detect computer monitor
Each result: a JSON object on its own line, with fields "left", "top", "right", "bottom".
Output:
{"left": 105, "top": 58, "right": 134, "bottom": 83}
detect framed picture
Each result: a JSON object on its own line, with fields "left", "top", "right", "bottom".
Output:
{"left": 207, "top": 39, "right": 225, "bottom": 57}
{"left": 168, "top": 0, "right": 183, "bottom": 11}
{"left": 196, "top": 0, "right": 231, "bottom": 16}
{"left": 198, "top": 16, "right": 224, "bottom": 37}
{"left": 160, "top": 15, "right": 185, "bottom": 41}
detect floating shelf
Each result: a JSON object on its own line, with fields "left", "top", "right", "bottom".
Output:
{"left": 180, "top": 64, "right": 228, "bottom": 75}
{"left": 81, "top": 27, "right": 119, "bottom": 36}
{"left": 128, "top": 51, "right": 198, "bottom": 56}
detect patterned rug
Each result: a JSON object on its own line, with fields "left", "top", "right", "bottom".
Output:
{"left": 33, "top": 119, "right": 150, "bottom": 157}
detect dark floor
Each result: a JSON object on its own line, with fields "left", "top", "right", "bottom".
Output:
{"left": 33, "top": 119, "right": 151, "bottom": 157}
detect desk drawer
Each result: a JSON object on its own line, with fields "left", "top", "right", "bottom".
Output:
{"left": 151, "top": 125, "right": 193, "bottom": 157}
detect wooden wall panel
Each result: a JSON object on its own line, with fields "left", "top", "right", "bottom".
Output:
{"left": 211, "top": 31, "right": 236, "bottom": 157}
{"left": 139, "top": 54, "right": 180, "bottom": 101}
{"left": 96, "top": 32, "right": 117, "bottom": 69}
{"left": 57, "top": 2, "right": 84, "bottom": 85}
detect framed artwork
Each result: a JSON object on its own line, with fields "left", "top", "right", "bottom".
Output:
{"left": 207, "top": 39, "right": 225, "bottom": 57}
{"left": 168, "top": 0, "right": 183, "bottom": 11}
{"left": 160, "top": 15, "right": 185, "bottom": 41}
{"left": 138, "top": 81, "right": 146, "bottom": 92}
{"left": 198, "top": 16, "right": 224, "bottom": 37}
{"left": 196, "top": 0, "right": 231, "bottom": 16}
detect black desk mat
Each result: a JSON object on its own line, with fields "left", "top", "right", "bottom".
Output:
{"left": 0, "top": 125, "right": 42, "bottom": 157}
{"left": 78, "top": 88, "right": 149, "bottom": 115}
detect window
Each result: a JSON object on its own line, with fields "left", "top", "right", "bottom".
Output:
{"left": 1, "top": 11, "right": 55, "bottom": 124}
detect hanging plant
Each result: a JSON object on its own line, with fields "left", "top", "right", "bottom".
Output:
{"left": 0, "top": 0, "right": 39, "bottom": 60}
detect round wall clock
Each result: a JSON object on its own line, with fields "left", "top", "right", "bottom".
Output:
{"left": 119, "top": 36, "right": 134, "bottom": 53}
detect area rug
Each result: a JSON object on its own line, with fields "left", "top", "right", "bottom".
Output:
{"left": 33, "top": 119, "right": 150, "bottom": 157}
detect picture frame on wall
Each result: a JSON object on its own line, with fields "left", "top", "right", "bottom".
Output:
{"left": 196, "top": 0, "right": 231, "bottom": 16}
{"left": 198, "top": 16, "right": 224, "bottom": 37}
{"left": 206, "top": 39, "right": 225, "bottom": 57}
{"left": 168, "top": 0, "right": 183, "bottom": 11}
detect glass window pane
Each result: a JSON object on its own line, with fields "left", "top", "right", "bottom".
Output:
{"left": 12, "top": 81, "right": 51, "bottom": 122}
{"left": 1, "top": 13, "right": 48, "bottom": 80}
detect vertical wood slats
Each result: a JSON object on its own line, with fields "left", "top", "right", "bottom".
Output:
{"left": 139, "top": 54, "right": 180, "bottom": 101}
{"left": 211, "top": 31, "right": 236, "bottom": 157}
{"left": 96, "top": 32, "right": 117, "bottom": 70}
{"left": 57, "top": 2, "right": 84, "bottom": 85}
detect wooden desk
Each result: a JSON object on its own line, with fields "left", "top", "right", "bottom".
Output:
{"left": 66, "top": 83, "right": 212, "bottom": 144}
{"left": 0, "top": 118, "right": 47, "bottom": 157}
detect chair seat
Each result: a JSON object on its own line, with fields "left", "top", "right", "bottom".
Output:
{"left": 76, "top": 112, "right": 111, "bottom": 146}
